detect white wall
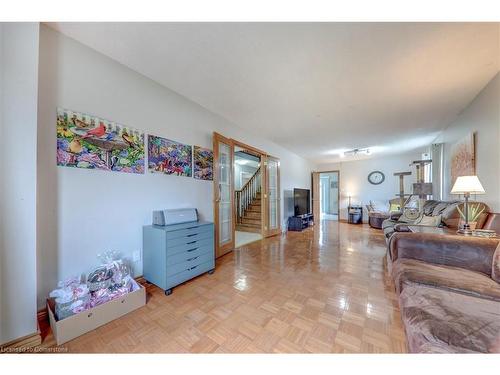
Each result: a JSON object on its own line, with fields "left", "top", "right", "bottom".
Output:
{"left": 434, "top": 73, "right": 500, "bottom": 212}
{"left": 317, "top": 150, "right": 423, "bottom": 221}
{"left": 0, "top": 23, "right": 39, "bottom": 344}
{"left": 37, "top": 25, "right": 314, "bottom": 308}
{"left": 234, "top": 163, "right": 259, "bottom": 190}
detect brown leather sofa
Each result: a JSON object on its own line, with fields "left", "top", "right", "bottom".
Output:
{"left": 382, "top": 200, "right": 489, "bottom": 242}
{"left": 387, "top": 213, "right": 500, "bottom": 353}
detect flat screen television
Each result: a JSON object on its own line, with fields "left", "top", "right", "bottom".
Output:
{"left": 294, "top": 188, "right": 311, "bottom": 216}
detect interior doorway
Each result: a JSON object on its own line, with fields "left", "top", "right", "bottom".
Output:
{"left": 312, "top": 171, "right": 340, "bottom": 221}
{"left": 319, "top": 171, "right": 339, "bottom": 220}
{"left": 234, "top": 146, "right": 263, "bottom": 247}
{"left": 213, "top": 132, "right": 281, "bottom": 258}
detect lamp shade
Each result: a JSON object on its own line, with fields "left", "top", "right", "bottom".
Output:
{"left": 451, "top": 176, "right": 485, "bottom": 194}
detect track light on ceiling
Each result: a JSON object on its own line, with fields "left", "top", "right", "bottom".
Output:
{"left": 343, "top": 148, "right": 370, "bottom": 157}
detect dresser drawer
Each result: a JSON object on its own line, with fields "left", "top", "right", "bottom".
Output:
{"left": 143, "top": 222, "right": 215, "bottom": 294}
{"left": 167, "top": 251, "right": 214, "bottom": 277}
{"left": 166, "top": 260, "right": 214, "bottom": 289}
{"left": 166, "top": 243, "right": 213, "bottom": 266}
{"left": 166, "top": 237, "right": 213, "bottom": 256}
{"left": 166, "top": 224, "right": 213, "bottom": 240}
{"left": 167, "top": 229, "right": 213, "bottom": 247}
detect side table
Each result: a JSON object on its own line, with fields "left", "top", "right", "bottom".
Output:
{"left": 348, "top": 205, "right": 363, "bottom": 224}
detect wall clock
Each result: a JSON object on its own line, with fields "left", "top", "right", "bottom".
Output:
{"left": 368, "top": 171, "right": 385, "bottom": 185}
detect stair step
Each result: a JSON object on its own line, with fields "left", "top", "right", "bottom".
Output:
{"left": 237, "top": 221, "right": 260, "bottom": 228}
{"left": 248, "top": 206, "right": 261, "bottom": 212}
{"left": 245, "top": 201, "right": 261, "bottom": 208}
{"left": 236, "top": 224, "right": 261, "bottom": 233}
{"left": 241, "top": 217, "right": 261, "bottom": 225}
{"left": 244, "top": 211, "right": 261, "bottom": 219}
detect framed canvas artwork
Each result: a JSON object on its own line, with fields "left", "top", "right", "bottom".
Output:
{"left": 193, "top": 146, "right": 213, "bottom": 180}
{"left": 450, "top": 132, "right": 475, "bottom": 186}
{"left": 56, "top": 108, "right": 145, "bottom": 174}
{"left": 148, "top": 135, "right": 192, "bottom": 177}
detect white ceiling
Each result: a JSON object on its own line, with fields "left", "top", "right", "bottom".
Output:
{"left": 47, "top": 22, "right": 500, "bottom": 163}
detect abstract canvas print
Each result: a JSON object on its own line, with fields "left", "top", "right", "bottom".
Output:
{"left": 193, "top": 146, "right": 213, "bottom": 180}
{"left": 148, "top": 135, "right": 192, "bottom": 177}
{"left": 56, "top": 108, "right": 145, "bottom": 174}
{"left": 450, "top": 132, "right": 475, "bottom": 186}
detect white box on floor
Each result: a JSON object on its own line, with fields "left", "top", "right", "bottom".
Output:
{"left": 47, "top": 280, "right": 146, "bottom": 345}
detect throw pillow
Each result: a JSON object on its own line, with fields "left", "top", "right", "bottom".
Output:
{"left": 423, "top": 200, "right": 440, "bottom": 216}
{"left": 432, "top": 202, "right": 449, "bottom": 216}
{"left": 415, "top": 214, "right": 442, "bottom": 227}
{"left": 397, "top": 213, "right": 418, "bottom": 224}
{"left": 405, "top": 196, "right": 419, "bottom": 209}
{"left": 441, "top": 201, "right": 462, "bottom": 228}
{"left": 389, "top": 203, "right": 401, "bottom": 212}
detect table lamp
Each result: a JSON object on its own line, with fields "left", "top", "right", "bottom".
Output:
{"left": 346, "top": 192, "right": 352, "bottom": 208}
{"left": 450, "top": 175, "right": 485, "bottom": 234}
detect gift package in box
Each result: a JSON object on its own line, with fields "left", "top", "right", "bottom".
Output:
{"left": 47, "top": 251, "right": 146, "bottom": 345}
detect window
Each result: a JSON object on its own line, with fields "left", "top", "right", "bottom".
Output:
{"left": 422, "top": 152, "right": 432, "bottom": 183}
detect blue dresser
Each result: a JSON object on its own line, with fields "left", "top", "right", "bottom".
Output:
{"left": 143, "top": 221, "right": 215, "bottom": 295}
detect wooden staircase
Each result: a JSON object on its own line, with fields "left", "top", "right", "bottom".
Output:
{"left": 236, "top": 192, "right": 262, "bottom": 233}
{"left": 235, "top": 167, "right": 262, "bottom": 233}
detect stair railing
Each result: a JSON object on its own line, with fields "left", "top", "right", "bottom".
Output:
{"left": 235, "top": 167, "right": 261, "bottom": 224}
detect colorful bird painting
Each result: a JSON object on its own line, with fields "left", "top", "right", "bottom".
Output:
{"left": 147, "top": 135, "right": 192, "bottom": 177}
{"left": 82, "top": 122, "right": 106, "bottom": 139}
{"left": 104, "top": 130, "right": 118, "bottom": 141}
{"left": 69, "top": 139, "right": 83, "bottom": 154}
{"left": 71, "top": 115, "right": 91, "bottom": 129}
{"left": 193, "top": 146, "right": 213, "bottom": 180}
{"left": 122, "top": 132, "right": 137, "bottom": 148}
{"left": 110, "top": 155, "right": 119, "bottom": 169}
{"left": 57, "top": 108, "right": 145, "bottom": 174}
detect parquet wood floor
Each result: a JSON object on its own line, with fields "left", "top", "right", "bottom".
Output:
{"left": 40, "top": 221, "right": 407, "bottom": 353}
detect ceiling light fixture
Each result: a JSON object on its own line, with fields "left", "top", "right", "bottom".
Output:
{"left": 343, "top": 148, "right": 370, "bottom": 157}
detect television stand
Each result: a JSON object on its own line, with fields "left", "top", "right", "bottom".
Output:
{"left": 288, "top": 213, "right": 314, "bottom": 231}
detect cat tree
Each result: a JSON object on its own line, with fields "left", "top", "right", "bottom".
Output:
{"left": 393, "top": 159, "right": 433, "bottom": 216}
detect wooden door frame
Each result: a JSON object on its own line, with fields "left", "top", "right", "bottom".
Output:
{"left": 312, "top": 170, "right": 340, "bottom": 221}
{"left": 232, "top": 139, "right": 268, "bottom": 239}
{"left": 213, "top": 132, "right": 235, "bottom": 258}
{"left": 213, "top": 135, "right": 282, "bottom": 258}
{"left": 263, "top": 154, "right": 281, "bottom": 237}
{"left": 232, "top": 139, "right": 267, "bottom": 158}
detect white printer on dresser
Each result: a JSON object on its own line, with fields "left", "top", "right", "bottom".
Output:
{"left": 143, "top": 208, "right": 215, "bottom": 295}
{"left": 152, "top": 208, "right": 199, "bottom": 226}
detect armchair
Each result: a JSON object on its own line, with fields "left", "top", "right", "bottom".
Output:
{"left": 366, "top": 198, "right": 401, "bottom": 229}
